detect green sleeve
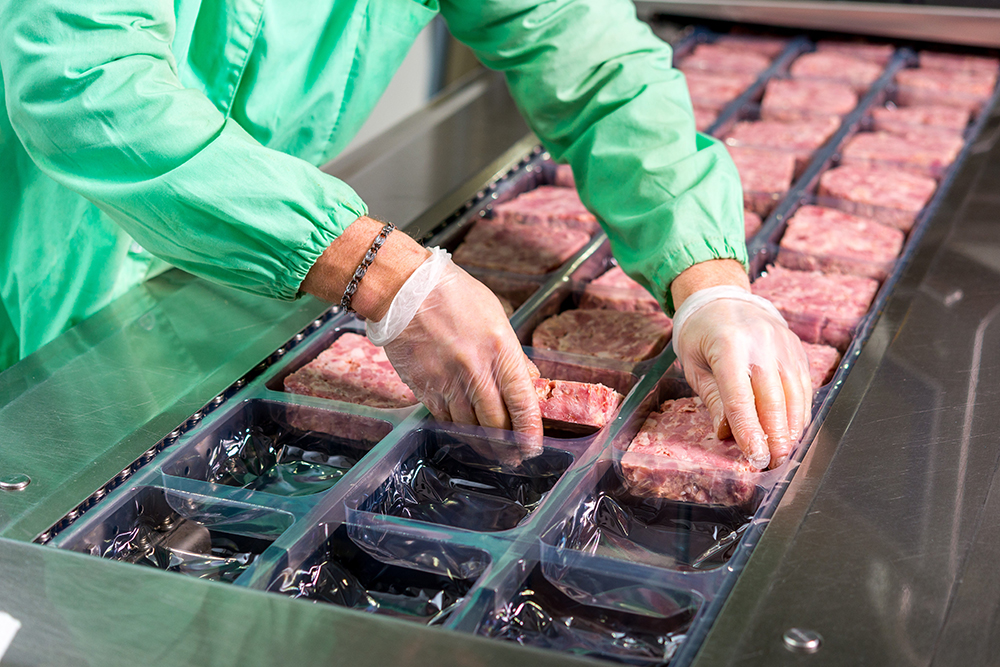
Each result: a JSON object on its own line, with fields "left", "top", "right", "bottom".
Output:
{"left": 439, "top": 0, "right": 747, "bottom": 314}
{"left": 0, "top": 0, "right": 367, "bottom": 301}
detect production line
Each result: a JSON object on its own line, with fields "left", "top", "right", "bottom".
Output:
{"left": 2, "top": 6, "right": 1000, "bottom": 667}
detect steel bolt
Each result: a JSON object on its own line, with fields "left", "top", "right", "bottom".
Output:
{"left": 0, "top": 473, "right": 30, "bottom": 491}
{"left": 783, "top": 628, "right": 822, "bottom": 654}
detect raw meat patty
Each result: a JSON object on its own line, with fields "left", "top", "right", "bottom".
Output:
{"left": 760, "top": 79, "right": 858, "bottom": 122}
{"left": 684, "top": 71, "right": 757, "bottom": 111}
{"left": 777, "top": 205, "right": 904, "bottom": 280}
{"left": 713, "top": 35, "right": 788, "bottom": 59}
{"left": 727, "top": 146, "right": 796, "bottom": 217}
{"left": 745, "top": 210, "right": 763, "bottom": 239}
{"left": 840, "top": 128, "right": 963, "bottom": 179}
{"left": 751, "top": 265, "right": 879, "bottom": 350}
{"left": 694, "top": 105, "right": 719, "bottom": 132}
{"left": 579, "top": 266, "right": 660, "bottom": 313}
{"left": 533, "top": 378, "right": 623, "bottom": 429}
{"left": 679, "top": 44, "right": 772, "bottom": 76}
{"left": 802, "top": 342, "right": 841, "bottom": 389}
{"left": 453, "top": 218, "right": 591, "bottom": 275}
{"left": 724, "top": 117, "right": 839, "bottom": 174}
{"left": 896, "top": 68, "right": 997, "bottom": 112}
{"left": 790, "top": 51, "right": 883, "bottom": 93}
{"left": 553, "top": 164, "right": 575, "bottom": 188}
{"left": 871, "top": 105, "right": 971, "bottom": 134}
{"left": 815, "top": 40, "right": 894, "bottom": 65}
{"left": 532, "top": 309, "right": 672, "bottom": 362}
{"left": 918, "top": 51, "right": 999, "bottom": 74}
{"left": 284, "top": 333, "right": 417, "bottom": 409}
{"left": 621, "top": 397, "right": 757, "bottom": 505}
{"left": 818, "top": 164, "right": 936, "bottom": 231}
{"left": 285, "top": 405, "right": 392, "bottom": 442}
{"left": 492, "top": 186, "right": 601, "bottom": 235}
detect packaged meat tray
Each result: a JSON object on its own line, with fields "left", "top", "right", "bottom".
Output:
{"left": 817, "top": 164, "right": 937, "bottom": 231}
{"left": 789, "top": 51, "right": 883, "bottom": 93}
{"left": 918, "top": 51, "right": 1000, "bottom": 74}
{"left": 578, "top": 266, "right": 661, "bottom": 313}
{"left": 620, "top": 397, "right": 759, "bottom": 506}
{"left": 283, "top": 333, "right": 417, "bottom": 409}
{"left": 683, "top": 70, "right": 757, "bottom": 111}
{"left": 839, "top": 128, "right": 964, "bottom": 179}
{"left": 726, "top": 145, "right": 796, "bottom": 217}
{"left": 803, "top": 342, "right": 841, "bottom": 389}
{"left": 452, "top": 217, "right": 591, "bottom": 275}
{"left": 896, "top": 68, "right": 998, "bottom": 112}
{"left": 713, "top": 34, "right": 788, "bottom": 59}
{"left": 724, "top": 117, "right": 840, "bottom": 175}
{"left": 815, "top": 40, "right": 894, "bottom": 65}
{"left": 531, "top": 309, "right": 672, "bottom": 363}
{"left": 678, "top": 43, "right": 772, "bottom": 76}
{"left": 760, "top": 78, "right": 858, "bottom": 122}
{"left": 776, "top": 205, "right": 904, "bottom": 281}
{"left": 751, "top": 265, "right": 880, "bottom": 350}
{"left": 745, "top": 210, "right": 763, "bottom": 239}
{"left": 871, "top": 104, "right": 971, "bottom": 134}
{"left": 491, "top": 186, "right": 601, "bottom": 235}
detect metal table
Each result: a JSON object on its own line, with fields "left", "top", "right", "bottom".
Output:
{"left": 3, "top": 32, "right": 1000, "bottom": 667}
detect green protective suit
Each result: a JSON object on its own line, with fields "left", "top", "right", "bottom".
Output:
{"left": 0, "top": 0, "right": 746, "bottom": 372}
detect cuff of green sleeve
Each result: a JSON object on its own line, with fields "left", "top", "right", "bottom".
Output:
{"left": 279, "top": 191, "right": 370, "bottom": 301}
{"left": 656, "top": 237, "right": 749, "bottom": 316}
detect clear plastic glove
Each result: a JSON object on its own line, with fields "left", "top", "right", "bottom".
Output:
{"left": 370, "top": 249, "right": 544, "bottom": 457}
{"left": 672, "top": 286, "right": 812, "bottom": 470}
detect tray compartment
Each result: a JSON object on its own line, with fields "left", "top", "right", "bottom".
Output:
{"left": 160, "top": 399, "right": 393, "bottom": 498}
{"left": 474, "top": 556, "right": 702, "bottom": 666}
{"left": 56, "top": 486, "right": 293, "bottom": 584}
{"left": 265, "top": 522, "right": 489, "bottom": 625}
{"left": 357, "top": 427, "right": 576, "bottom": 533}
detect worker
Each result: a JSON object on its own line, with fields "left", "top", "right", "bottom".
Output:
{"left": 0, "top": 0, "right": 810, "bottom": 469}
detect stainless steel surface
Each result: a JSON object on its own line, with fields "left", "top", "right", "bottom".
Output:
{"left": 635, "top": 1, "right": 1000, "bottom": 48}
{"left": 690, "top": 60, "right": 1000, "bottom": 667}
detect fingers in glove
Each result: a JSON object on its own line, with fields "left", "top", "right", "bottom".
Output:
{"left": 688, "top": 365, "right": 769, "bottom": 470}
{"left": 779, "top": 356, "right": 810, "bottom": 446}
{"left": 712, "top": 364, "right": 771, "bottom": 470}
{"left": 750, "top": 364, "right": 792, "bottom": 468}
{"left": 446, "top": 394, "right": 478, "bottom": 427}
{"left": 500, "top": 357, "right": 544, "bottom": 457}
{"left": 471, "top": 387, "right": 513, "bottom": 431}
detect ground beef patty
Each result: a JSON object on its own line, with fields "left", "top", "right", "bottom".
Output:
{"left": 579, "top": 266, "right": 661, "bottom": 313}
{"left": 453, "top": 218, "right": 591, "bottom": 275}
{"left": 761, "top": 79, "right": 858, "bottom": 122}
{"left": 777, "top": 205, "right": 904, "bottom": 280}
{"left": 751, "top": 265, "right": 879, "bottom": 350}
{"left": 284, "top": 333, "right": 417, "bottom": 409}
{"left": 789, "top": 51, "right": 883, "bottom": 93}
{"left": 818, "top": 164, "right": 936, "bottom": 231}
{"left": 621, "top": 397, "right": 757, "bottom": 506}
{"left": 532, "top": 309, "right": 672, "bottom": 362}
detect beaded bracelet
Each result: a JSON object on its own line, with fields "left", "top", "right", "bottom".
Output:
{"left": 340, "top": 222, "right": 395, "bottom": 314}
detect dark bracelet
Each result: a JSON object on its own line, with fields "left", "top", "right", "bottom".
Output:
{"left": 341, "top": 222, "right": 395, "bottom": 314}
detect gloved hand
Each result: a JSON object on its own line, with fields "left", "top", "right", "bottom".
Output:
{"left": 368, "top": 248, "right": 544, "bottom": 456}
{"left": 672, "top": 286, "right": 812, "bottom": 470}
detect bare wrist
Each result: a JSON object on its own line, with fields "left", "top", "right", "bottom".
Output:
{"left": 670, "top": 259, "right": 750, "bottom": 311}
{"left": 301, "top": 216, "right": 430, "bottom": 321}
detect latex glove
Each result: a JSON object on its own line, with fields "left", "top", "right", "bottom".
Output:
{"left": 370, "top": 248, "right": 544, "bottom": 455}
{"left": 672, "top": 286, "right": 812, "bottom": 470}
